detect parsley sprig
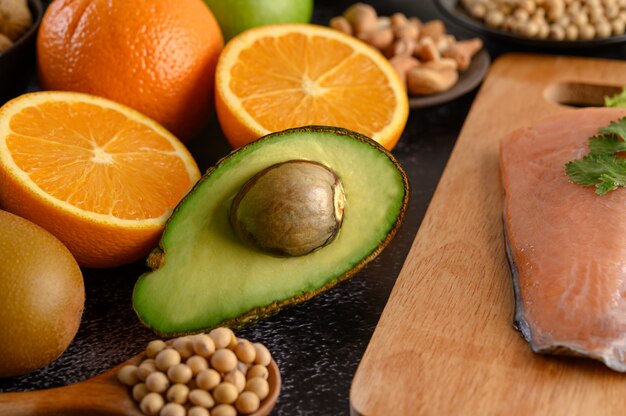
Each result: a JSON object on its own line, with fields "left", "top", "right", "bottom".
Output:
{"left": 565, "top": 117, "right": 626, "bottom": 195}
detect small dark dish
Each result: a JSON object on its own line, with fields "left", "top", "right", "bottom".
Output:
{"left": 0, "top": 0, "right": 43, "bottom": 105}
{"left": 435, "top": 0, "right": 626, "bottom": 49}
{"left": 409, "top": 48, "right": 490, "bottom": 109}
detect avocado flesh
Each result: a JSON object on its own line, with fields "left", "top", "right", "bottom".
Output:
{"left": 133, "top": 127, "right": 409, "bottom": 335}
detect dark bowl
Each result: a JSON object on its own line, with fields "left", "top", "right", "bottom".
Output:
{"left": 0, "top": 0, "right": 44, "bottom": 105}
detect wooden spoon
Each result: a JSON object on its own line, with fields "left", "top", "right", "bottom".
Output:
{"left": 0, "top": 357, "right": 281, "bottom": 416}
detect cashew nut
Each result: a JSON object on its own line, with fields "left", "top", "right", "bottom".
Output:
{"left": 389, "top": 55, "right": 420, "bottom": 86}
{"left": 415, "top": 37, "right": 441, "bottom": 62}
{"left": 419, "top": 19, "right": 446, "bottom": 40}
{"left": 409, "top": 17, "right": 423, "bottom": 30}
{"left": 385, "top": 37, "right": 417, "bottom": 58}
{"left": 0, "top": 0, "right": 32, "bottom": 41}
{"left": 407, "top": 66, "right": 459, "bottom": 95}
{"left": 329, "top": 16, "right": 353, "bottom": 36}
{"left": 358, "top": 27, "right": 394, "bottom": 50}
{"left": 422, "top": 58, "right": 458, "bottom": 71}
{"left": 435, "top": 34, "right": 457, "bottom": 52}
{"left": 390, "top": 12, "right": 409, "bottom": 29}
{"left": 442, "top": 38, "right": 483, "bottom": 71}
{"left": 393, "top": 22, "right": 419, "bottom": 40}
{"left": 343, "top": 3, "right": 378, "bottom": 35}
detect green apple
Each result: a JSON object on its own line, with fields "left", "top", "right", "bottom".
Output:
{"left": 203, "top": 0, "right": 314, "bottom": 41}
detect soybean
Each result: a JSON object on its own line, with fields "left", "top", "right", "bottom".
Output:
{"left": 213, "top": 382, "right": 239, "bottom": 404}
{"left": 188, "top": 407, "right": 210, "bottom": 416}
{"left": 209, "top": 327, "right": 235, "bottom": 349}
{"left": 145, "top": 371, "right": 170, "bottom": 393}
{"left": 188, "top": 389, "right": 216, "bottom": 408}
{"left": 236, "top": 391, "right": 261, "bottom": 414}
{"left": 140, "top": 392, "right": 164, "bottom": 416}
{"left": 159, "top": 402, "right": 185, "bottom": 416}
{"left": 145, "top": 340, "right": 166, "bottom": 358}
{"left": 186, "top": 355, "right": 209, "bottom": 375}
{"left": 117, "top": 364, "right": 139, "bottom": 386}
{"left": 246, "top": 377, "right": 270, "bottom": 401}
{"left": 211, "top": 404, "right": 238, "bottom": 416}
{"left": 165, "top": 383, "right": 189, "bottom": 404}
{"left": 211, "top": 349, "right": 238, "bottom": 373}
{"left": 155, "top": 349, "right": 181, "bottom": 372}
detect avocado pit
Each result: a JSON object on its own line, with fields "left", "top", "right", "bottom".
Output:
{"left": 230, "top": 160, "right": 345, "bottom": 256}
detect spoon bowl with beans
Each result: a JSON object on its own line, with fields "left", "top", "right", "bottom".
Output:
{"left": 0, "top": 329, "right": 281, "bottom": 416}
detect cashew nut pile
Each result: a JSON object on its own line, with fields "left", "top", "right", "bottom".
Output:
{"left": 462, "top": 0, "right": 626, "bottom": 41}
{"left": 330, "top": 3, "right": 484, "bottom": 95}
{"left": 0, "top": 0, "right": 32, "bottom": 53}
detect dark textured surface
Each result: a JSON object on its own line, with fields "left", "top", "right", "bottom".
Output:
{"left": 3, "top": 0, "right": 626, "bottom": 415}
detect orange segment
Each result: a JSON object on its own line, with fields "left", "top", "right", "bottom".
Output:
{"left": 7, "top": 102, "right": 192, "bottom": 220}
{"left": 0, "top": 92, "right": 201, "bottom": 268}
{"left": 216, "top": 24, "right": 408, "bottom": 150}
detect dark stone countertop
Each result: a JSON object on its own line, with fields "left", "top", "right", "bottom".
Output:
{"left": 3, "top": 0, "right": 626, "bottom": 414}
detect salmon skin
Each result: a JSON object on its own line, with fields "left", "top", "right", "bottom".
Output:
{"left": 500, "top": 108, "right": 626, "bottom": 372}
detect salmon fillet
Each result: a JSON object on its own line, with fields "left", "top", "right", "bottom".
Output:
{"left": 500, "top": 107, "right": 626, "bottom": 372}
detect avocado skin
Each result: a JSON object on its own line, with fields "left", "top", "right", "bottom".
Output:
{"left": 133, "top": 126, "right": 410, "bottom": 336}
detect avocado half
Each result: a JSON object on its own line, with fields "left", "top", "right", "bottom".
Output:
{"left": 133, "top": 126, "right": 409, "bottom": 335}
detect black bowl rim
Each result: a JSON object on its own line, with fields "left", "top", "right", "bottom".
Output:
{"left": 0, "top": 0, "right": 44, "bottom": 59}
{"left": 435, "top": 0, "right": 626, "bottom": 49}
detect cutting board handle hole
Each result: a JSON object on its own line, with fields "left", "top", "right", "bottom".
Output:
{"left": 544, "top": 82, "right": 623, "bottom": 108}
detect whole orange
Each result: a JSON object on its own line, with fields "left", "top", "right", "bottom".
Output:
{"left": 37, "top": 0, "right": 223, "bottom": 140}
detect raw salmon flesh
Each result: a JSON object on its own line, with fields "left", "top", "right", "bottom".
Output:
{"left": 500, "top": 107, "right": 626, "bottom": 372}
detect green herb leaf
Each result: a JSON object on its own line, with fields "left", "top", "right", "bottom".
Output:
{"left": 566, "top": 154, "right": 626, "bottom": 195}
{"left": 597, "top": 174, "right": 620, "bottom": 195}
{"left": 588, "top": 135, "right": 626, "bottom": 154}
{"left": 605, "top": 87, "right": 626, "bottom": 108}
{"left": 566, "top": 154, "right": 610, "bottom": 187}
{"left": 594, "top": 157, "right": 626, "bottom": 194}
{"left": 565, "top": 117, "right": 626, "bottom": 195}
{"left": 599, "top": 117, "right": 626, "bottom": 140}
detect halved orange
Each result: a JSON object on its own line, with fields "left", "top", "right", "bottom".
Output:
{"left": 0, "top": 92, "right": 201, "bottom": 268}
{"left": 215, "top": 24, "right": 409, "bottom": 150}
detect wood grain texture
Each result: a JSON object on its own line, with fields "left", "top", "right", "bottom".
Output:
{"left": 350, "top": 53, "right": 626, "bottom": 416}
{"left": 0, "top": 358, "right": 144, "bottom": 416}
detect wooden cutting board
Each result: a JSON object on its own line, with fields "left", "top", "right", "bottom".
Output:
{"left": 350, "top": 53, "right": 626, "bottom": 415}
